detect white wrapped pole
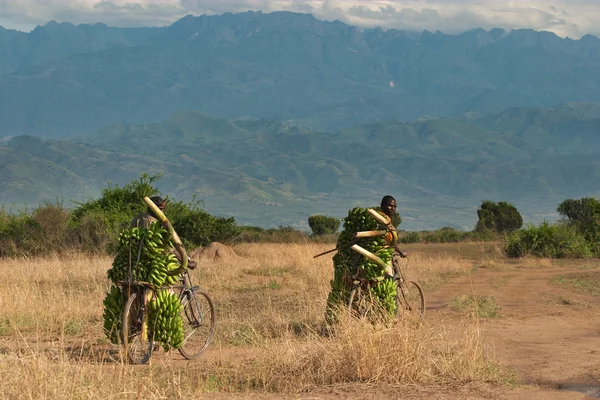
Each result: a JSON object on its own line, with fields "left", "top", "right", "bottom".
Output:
{"left": 353, "top": 230, "right": 387, "bottom": 239}
{"left": 367, "top": 208, "right": 391, "bottom": 226}
{"left": 143, "top": 196, "right": 188, "bottom": 271}
{"left": 351, "top": 244, "right": 394, "bottom": 276}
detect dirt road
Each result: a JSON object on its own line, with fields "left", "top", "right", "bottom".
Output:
{"left": 425, "top": 262, "right": 600, "bottom": 399}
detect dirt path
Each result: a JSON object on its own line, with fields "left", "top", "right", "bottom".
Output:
{"left": 163, "top": 262, "right": 600, "bottom": 399}
{"left": 425, "top": 263, "right": 600, "bottom": 399}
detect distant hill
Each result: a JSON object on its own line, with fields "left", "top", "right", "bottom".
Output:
{"left": 2, "top": 103, "right": 599, "bottom": 229}
{"left": 1, "top": 11, "right": 600, "bottom": 136}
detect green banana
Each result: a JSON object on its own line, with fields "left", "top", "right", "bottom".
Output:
{"left": 326, "top": 206, "right": 400, "bottom": 321}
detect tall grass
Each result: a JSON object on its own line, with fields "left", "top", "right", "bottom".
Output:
{"left": 0, "top": 243, "right": 506, "bottom": 398}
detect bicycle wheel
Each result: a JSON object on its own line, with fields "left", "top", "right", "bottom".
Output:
{"left": 122, "top": 292, "right": 153, "bottom": 364}
{"left": 178, "top": 290, "right": 215, "bottom": 360}
{"left": 396, "top": 281, "right": 425, "bottom": 319}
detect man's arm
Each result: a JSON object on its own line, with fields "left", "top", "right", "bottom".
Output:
{"left": 394, "top": 242, "right": 408, "bottom": 258}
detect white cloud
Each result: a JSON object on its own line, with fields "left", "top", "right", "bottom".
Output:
{"left": 0, "top": 0, "right": 599, "bottom": 38}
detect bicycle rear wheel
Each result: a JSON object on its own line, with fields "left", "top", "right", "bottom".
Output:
{"left": 122, "top": 292, "right": 153, "bottom": 364}
{"left": 396, "top": 281, "right": 425, "bottom": 319}
{"left": 178, "top": 290, "right": 215, "bottom": 360}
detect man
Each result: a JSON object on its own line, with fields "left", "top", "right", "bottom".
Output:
{"left": 380, "top": 195, "right": 408, "bottom": 258}
{"left": 130, "top": 195, "right": 197, "bottom": 269}
{"left": 130, "top": 195, "right": 166, "bottom": 228}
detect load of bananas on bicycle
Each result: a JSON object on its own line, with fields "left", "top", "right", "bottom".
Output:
{"left": 326, "top": 206, "right": 399, "bottom": 319}
{"left": 102, "top": 222, "right": 185, "bottom": 351}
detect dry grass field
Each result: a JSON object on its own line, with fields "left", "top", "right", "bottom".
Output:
{"left": 1, "top": 241, "right": 599, "bottom": 399}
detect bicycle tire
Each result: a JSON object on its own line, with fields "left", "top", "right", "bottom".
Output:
{"left": 122, "top": 292, "right": 153, "bottom": 364}
{"left": 396, "top": 281, "right": 425, "bottom": 319}
{"left": 178, "top": 290, "right": 215, "bottom": 360}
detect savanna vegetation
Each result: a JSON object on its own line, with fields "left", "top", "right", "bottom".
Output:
{"left": 505, "top": 197, "right": 600, "bottom": 258}
{"left": 1, "top": 174, "right": 599, "bottom": 260}
{"left": 0, "top": 242, "right": 509, "bottom": 399}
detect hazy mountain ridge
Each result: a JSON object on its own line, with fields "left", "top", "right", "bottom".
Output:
{"left": 2, "top": 103, "right": 599, "bottom": 229}
{"left": 1, "top": 11, "right": 600, "bottom": 136}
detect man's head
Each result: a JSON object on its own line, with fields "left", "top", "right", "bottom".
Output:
{"left": 150, "top": 195, "right": 167, "bottom": 212}
{"left": 380, "top": 195, "right": 397, "bottom": 218}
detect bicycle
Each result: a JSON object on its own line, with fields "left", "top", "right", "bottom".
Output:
{"left": 120, "top": 269, "right": 216, "bottom": 364}
{"left": 118, "top": 197, "right": 216, "bottom": 364}
{"left": 347, "top": 250, "right": 425, "bottom": 320}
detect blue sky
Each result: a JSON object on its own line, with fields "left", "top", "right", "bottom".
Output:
{"left": 0, "top": 0, "right": 598, "bottom": 38}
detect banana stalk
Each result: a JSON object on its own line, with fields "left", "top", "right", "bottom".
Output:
{"left": 367, "top": 208, "right": 391, "bottom": 226}
{"left": 143, "top": 196, "right": 188, "bottom": 273}
{"left": 353, "top": 230, "right": 387, "bottom": 239}
{"left": 351, "top": 244, "right": 393, "bottom": 276}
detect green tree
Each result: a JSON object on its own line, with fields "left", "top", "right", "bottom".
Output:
{"left": 71, "top": 173, "right": 240, "bottom": 251}
{"left": 557, "top": 197, "right": 600, "bottom": 224}
{"left": 168, "top": 197, "right": 241, "bottom": 248}
{"left": 557, "top": 197, "right": 600, "bottom": 244}
{"left": 475, "top": 200, "right": 523, "bottom": 233}
{"left": 308, "top": 215, "right": 341, "bottom": 236}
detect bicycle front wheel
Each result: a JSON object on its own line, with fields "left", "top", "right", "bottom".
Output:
{"left": 122, "top": 292, "right": 153, "bottom": 364}
{"left": 396, "top": 281, "right": 425, "bottom": 319}
{"left": 178, "top": 290, "right": 215, "bottom": 360}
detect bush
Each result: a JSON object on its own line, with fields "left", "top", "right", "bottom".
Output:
{"left": 400, "top": 231, "right": 421, "bottom": 244}
{"left": 0, "top": 173, "right": 241, "bottom": 256}
{"left": 398, "top": 228, "right": 498, "bottom": 244}
{"left": 168, "top": 197, "right": 240, "bottom": 248}
{"left": 236, "top": 226, "right": 311, "bottom": 243}
{"left": 505, "top": 221, "right": 593, "bottom": 258}
{"left": 308, "top": 215, "right": 341, "bottom": 236}
{"left": 475, "top": 200, "right": 523, "bottom": 233}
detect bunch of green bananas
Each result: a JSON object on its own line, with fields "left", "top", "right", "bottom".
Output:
{"left": 102, "top": 284, "right": 125, "bottom": 344}
{"left": 326, "top": 206, "right": 399, "bottom": 319}
{"left": 106, "top": 223, "right": 182, "bottom": 287}
{"left": 103, "top": 222, "right": 184, "bottom": 344}
{"left": 147, "top": 289, "right": 185, "bottom": 351}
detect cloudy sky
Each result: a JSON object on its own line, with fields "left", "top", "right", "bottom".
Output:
{"left": 0, "top": 0, "right": 599, "bottom": 39}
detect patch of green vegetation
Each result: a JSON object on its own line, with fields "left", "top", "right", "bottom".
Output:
{"left": 448, "top": 294, "right": 503, "bottom": 318}
{"left": 242, "top": 266, "right": 293, "bottom": 277}
{"left": 64, "top": 318, "right": 84, "bottom": 336}
{"left": 550, "top": 272, "right": 600, "bottom": 297}
{"left": 490, "top": 276, "right": 511, "bottom": 290}
{"left": 233, "top": 280, "right": 282, "bottom": 293}
{"left": 265, "top": 280, "right": 281, "bottom": 290}
{"left": 540, "top": 292, "right": 591, "bottom": 308}
{"left": 0, "top": 315, "right": 38, "bottom": 335}
{"left": 577, "top": 263, "right": 600, "bottom": 270}
{"left": 228, "top": 325, "right": 260, "bottom": 346}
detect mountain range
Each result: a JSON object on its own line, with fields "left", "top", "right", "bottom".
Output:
{"left": 2, "top": 102, "right": 599, "bottom": 230}
{"left": 1, "top": 11, "right": 599, "bottom": 230}
{"left": 1, "top": 11, "right": 600, "bottom": 136}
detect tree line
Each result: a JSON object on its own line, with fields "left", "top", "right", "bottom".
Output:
{"left": 1, "top": 174, "right": 598, "bottom": 258}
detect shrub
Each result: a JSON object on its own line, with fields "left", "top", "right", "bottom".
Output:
{"left": 398, "top": 228, "right": 498, "bottom": 244}
{"left": 0, "top": 173, "right": 241, "bottom": 256}
{"left": 400, "top": 231, "right": 421, "bottom": 244}
{"left": 168, "top": 197, "right": 241, "bottom": 248}
{"left": 505, "top": 221, "right": 593, "bottom": 258}
{"left": 236, "top": 226, "right": 312, "bottom": 243}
